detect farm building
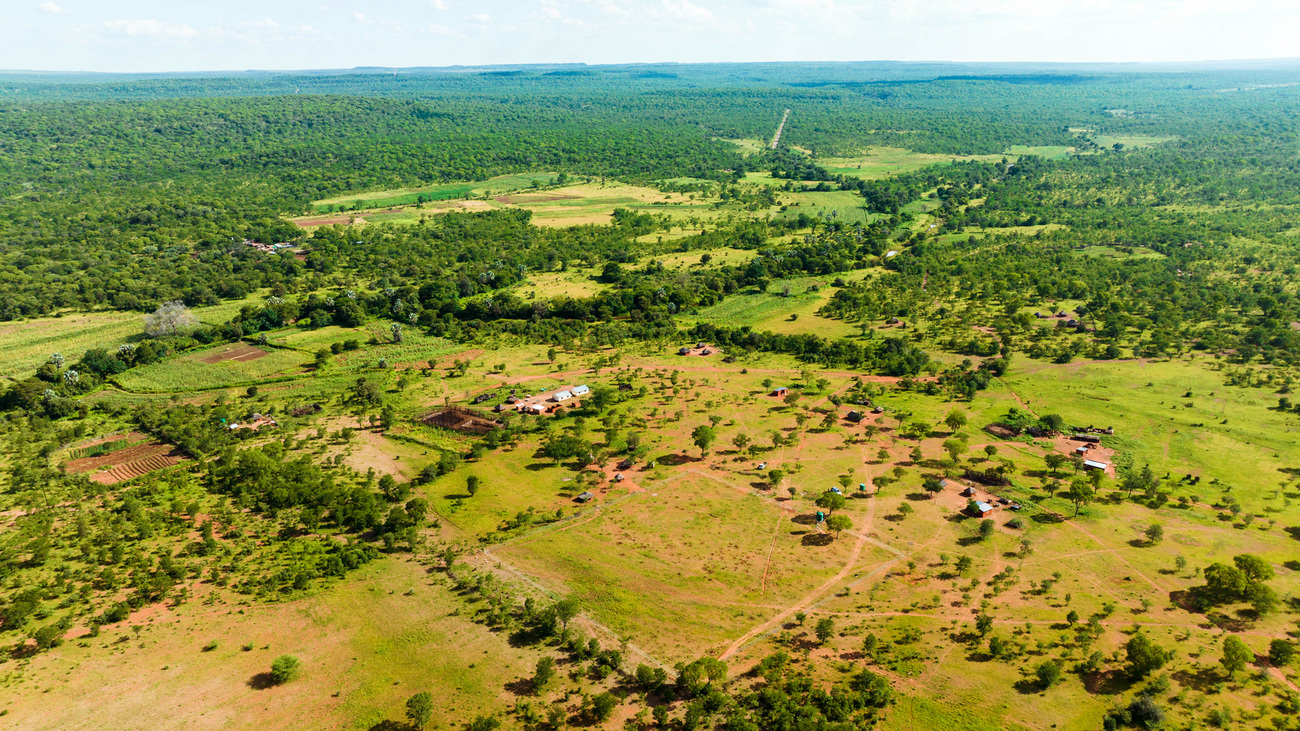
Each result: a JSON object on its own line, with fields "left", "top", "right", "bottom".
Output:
{"left": 471, "top": 392, "right": 494, "bottom": 404}
{"left": 617, "top": 458, "right": 633, "bottom": 470}
{"left": 572, "top": 385, "right": 591, "bottom": 396}
{"left": 678, "top": 347, "right": 691, "bottom": 355}
{"left": 552, "top": 390, "right": 574, "bottom": 402}
{"left": 961, "top": 486, "right": 978, "bottom": 497}
{"left": 970, "top": 501, "right": 994, "bottom": 518}
{"left": 614, "top": 473, "right": 624, "bottom": 482}
{"left": 523, "top": 404, "right": 546, "bottom": 415}
{"left": 846, "top": 410, "right": 863, "bottom": 423}
{"left": 770, "top": 386, "right": 789, "bottom": 397}
{"left": 872, "top": 406, "right": 885, "bottom": 414}
{"left": 1083, "top": 459, "right": 1109, "bottom": 471}
{"left": 1071, "top": 433, "right": 1102, "bottom": 443}
{"left": 575, "top": 492, "right": 594, "bottom": 503}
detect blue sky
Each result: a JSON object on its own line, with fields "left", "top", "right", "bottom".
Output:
{"left": 4, "top": 0, "right": 1299, "bottom": 73}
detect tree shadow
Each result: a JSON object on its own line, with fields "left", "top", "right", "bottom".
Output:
{"left": 905, "top": 492, "right": 929, "bottom": 501}
{"left": 1083, "top": 669, "right": 1133, "bottom": 696}
{"left": 1032, "top": 512, "right": 1065, "bottom": 525}
{"left": 1171, "top": 666, "right": 1225, "bottom": 693}
{"left": 791, "top": 514, "right": 819, "bottom": 526}
{"left": 801, "top": 533, "right": 834, "bottom": 547}
{"left": 656, "top": 454, "right": 693, "bottom": 466}
{"left": 247, "top": 672, "right": 277, "bottom": 690}
{"left": 1012, "top": 679, "right": 1044, "bottom": 695}
{"left": 368, "top": 721, "right": 412, "bottom": 731}
{"left": 504, "top": 677, "right": 535, "bottom": 696}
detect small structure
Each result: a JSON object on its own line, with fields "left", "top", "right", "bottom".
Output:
{"left": 524, "top": 404, "right": 546, "bottom": 415}
{"left": 472, "top": 392, "right": 494, "bottom": 405}
{"left": 505, "top": 395, "right": 520, "bottom": 404}
{"left": 617, "top": 382, "right": 634, "bottom": 391}
{"left": 971, "top": 501, "right": 994, "bottom": 518}
{"left": 572, "top": 385, "right": 591, "bottom": 397}
{"left": 757, "top": 462, "right": 768, "bottom": 470}
{"left": 961, "top": 486, "right": 978, "bottom": 497}
{"left": 770, "top": 387, "right": 789, "bottom": 397}
{"left": 830, "top": 486, "right": 842, "bottom": 494}
{"left": 872, "top": 406, "right": 885, "bottom": 414}
{"left": 846, "top": 410, "right": 863, "bottom": 423}
{"left": 678, "top": 347, "right": 692, "bottom": 356}
{"left": 552, "top": 390, "right": 574, "bottom": 402}
{"left": 614, "top": 473, "right": 625, "bottom": 482}
{"left": 815, "top": 511, "right": 826, "bottom": 523}
{"left": 1083, "top": 459, "right": 1109, "bottom": 472}
{"left": 700, "top": 348, "right": 713, "bottom": 356}
{"left": 938, "top": 479, "right": 950, "bottom": 489}
{"left": 1071, "top": 433, "right": 1102, "bottom": 444}
{"left": 617, "top": 458, "right": 633, "bottom": 470}
{"left": 886, "top": 317, "right": 901, "bottom": 325}
{"left": 575, "top": 492, "right": 595, "bottom": 503}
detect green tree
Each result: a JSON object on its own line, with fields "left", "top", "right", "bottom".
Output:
{"left": 978, "top": 519, "right": 994, "bottom": 540}
{"left": 826, "top": 514, "right": 852, "bottom": 538}
{"left": 955, "top": 555, "right": 973, "bottom": 574}
{"left": 944, "top": 410, "right": 967, "bottom": 432}
{"left": 405, "top": 692, "right": 434, "bottom": 729}
{"left": 1268, "top": 639, "right": 1294, "bottom": 667}
{"left": 1125, "top": 632, "right": 1173, "bottom": 679}
{"left": 554, "top": 597, "right": 580, "bottom": 631}
{"left": 532, "top": 656, "right": 556, "bottom": 693}
{"left": 1066, "top": 479, "right": 1095, "bottom": 516}
{"left": 590, "top": 692, "right": 618, "bottom": 722}
{"left": 466, "top": 475, "right": 481, "bottom": 497}
{"left": 768, "top": 468, "right": 785, "bottom": 489}
{"left": 942, "top": 438, "right": 966, "bottom": 464}
{"left": 1035, "top": 660, "right": 1061, "bottom": 688}
{"left": 975, "top": 613, "right": 994, "bottom": 636}
{"left": 1044, "top": 453, "right": 1067, "bottom": 475}
{"left": 815, "top": 617, "right": 835, "bottom": 644}
{"left": 1220, "top": 635, "right": 1251, "bottom": 678}
{"left": 1144, "top": 523, "right": 1163, "bottom": 545}
{"left": 691, "top": 424, "right": 717, "bottom": 457}
{"left": 815, "top": 491, "right": 846, "bottom": 515}
{"left": 270, "top": 654, "right": 301, "bottom": 685}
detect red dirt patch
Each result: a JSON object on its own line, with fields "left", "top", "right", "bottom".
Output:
{"left": 64, "top": 440, "right": 190, "bottom": 484}
{"left": 199, "top": 345, "right": 269, "bottom": 364}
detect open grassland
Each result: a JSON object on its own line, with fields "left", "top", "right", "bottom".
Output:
{"left": 295, "top": 180, "right": 728, "bottom": 229}
{"left": 0, "top": 295, "right": 268, "bottom": 384}
{"left": 688, "top": 270, "right": 870, "bottom": 338}
{"left": 820, "top": 146, "right": 1005, "bottom": 179}
{"left": 1, "top": 558, "right": 542, "bottom": 731}
{"left": 1092, "top": 135, "right": 1177, "bottom": 149}
{"left": 114, "top": 344, "right": 309, "bottom": 393}
{"left": 523, "top": 269, "right": 610, "bottom": 299}
{"left": 311, "top": 172, "right": 560, "bottom": 211}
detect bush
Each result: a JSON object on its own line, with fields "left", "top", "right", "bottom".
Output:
{"left": 270, "top": 654, "right": 301, "bottom": 684}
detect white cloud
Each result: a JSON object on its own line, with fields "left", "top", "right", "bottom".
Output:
{"left": 353, "top": 11, "right": 372, "bottom": 23}
{"left": 38, "top": 1, "right": 70, "bottom": 14}
{"left": 424, "top": 23, "right": 453, "bottom": 35}
{"left": 430, "top": 0, "right": 449, "bottom": 9}
{"left": 102, "top": 19, "right": 198, "bottom": 39}
{"left": 465, "top": 13, "right": 491, "bottom": 22}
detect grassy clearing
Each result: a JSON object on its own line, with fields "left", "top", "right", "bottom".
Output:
{"left": 3, "top": 558, "right": 536, "bottom": 731}
{"left": 114, "top": 344, "right": 309, "bottom": 393}
{"left": 0, "top": 295, "right": 267, "bottom": 384}
{"left": 1092, "top": 135, "right": 1177, "bottom": 149}
{"left": 523, "top": 270, "right": 609, "bottom": 299}
{"left": 1006, "top": 145, "right": 1076, "bottom": 159}
{"left": 312, "top": 172, "right": 560, "bottom": 211}
{"left": 1074, "top": 245, "right": 1166, "bottom": 260}
{"left": 689, "top": 271, "right": 870, "bottom": 338}
{"left": 820, "top": 147, "right": 1004, "bottom": 180}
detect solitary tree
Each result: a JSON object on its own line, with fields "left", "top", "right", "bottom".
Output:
{"left": 1125, "top": 632, "right": 1173, "bottom": 679}
{"left": 942, "top": 439, "right": 966, "bottom": 464}
{"left": 944, "top": 410, "right": 967, "bottom": 433}
{"left": 531, "top": 656, "right": 557, "bottom": 693}
{"left": 1035, "top": 660, "right": 1061, "bottom": 689}
{"left": 144, "top": 301, "right": 199, "bottom": 338}
{"left": 814, "top": 617, "right": 835, "bottom": 644}
{"left": 955, "top": 555, "right": 973, "bottom": 574}
{"left": 466, "top": 475, "right": 481, "bottom": 497}
{"left": 815, "top": 491, "right": 846, "bottom": 515}
{"left": 768, "top": 468, "right": 785, "bottom": 489}
{"left": 1066, "top": 479, "right": 1095, "bottom": 517}
{"left": 270, "top": 655, "right": 302, "bottom": 685}
{"left": 826, "top": 514, "right": 853, "bottom": 538}
{"left": 406, "top": 692, "right": 434, "bottom": 729}
{"left": 554, "top": 597, "right": 580, "bottom": 631}
{"left": 1144, "top": 523, "right": 1164, "bottom": 545}
{"left": 1220, "top": 635, "right": 1252, "bottom": 678}
{"left": 691, "top": 425, "right": 717, "bottom": 457}
{"left": 1045, "top": 453, "right": 1067, "bottom": 475}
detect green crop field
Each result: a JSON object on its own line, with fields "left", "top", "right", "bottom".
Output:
{"left": 113, "top": 344, "right": 310, "bottom": 392}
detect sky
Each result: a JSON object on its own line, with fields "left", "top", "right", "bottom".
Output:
{"left": 3, "top": 0, "right": 1299, "bottom": 73}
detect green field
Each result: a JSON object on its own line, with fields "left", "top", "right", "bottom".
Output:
{"left": 114, "top": 344, "right": 309, "bottom": 392}
{"left": 311, "top": 172, "right": 561, "bottom": 212}
{"left": 821, "top": 146, "right": 1005, "bottom": 179}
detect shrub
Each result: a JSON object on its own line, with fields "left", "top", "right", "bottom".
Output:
{"left": 270, "top": 654, "right": 301, "bottom": 685}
